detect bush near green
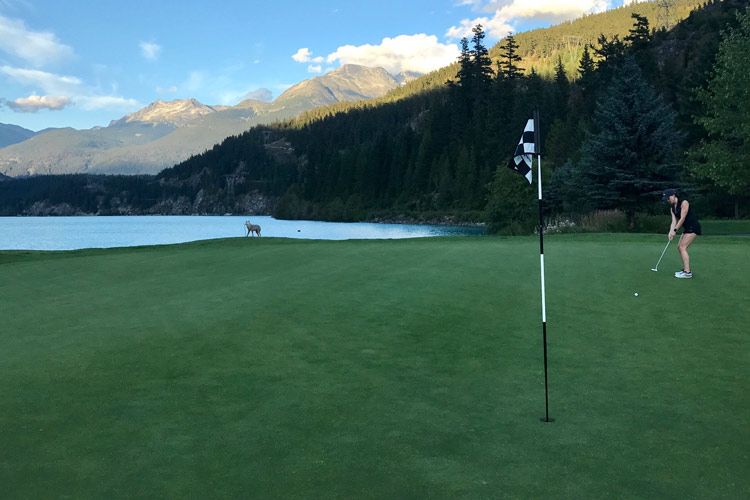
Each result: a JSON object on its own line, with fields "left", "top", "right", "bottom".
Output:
{"left": 2, "top": 235, "right": 748, "bottom": 499}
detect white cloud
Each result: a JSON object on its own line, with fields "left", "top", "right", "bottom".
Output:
{"left": 0, "top": 65, "right": 81, "bottom": 94}
{"left": 0, "top": 14, "right": 74, "bottom": 67}
{"left": 139, "top": 41, "right": 161, "bottom": 60}
{"left": 292, "top": 48, "right": 312, "bottom": 62}
{"left": 447, "top": 0, "right": 614, "bottom": 39}
{"left": 292, "top": 48, "right": 324, "bottom": 63}
{"left": 2, "top": 94, "right": 71, "bottom": 112}
{"left": 74, "top": 95, "right": 139, "bottom": 111}
{"left": 325, "top": 34, "right": 460, "bottom": 75}
{"left": 156, "top": 85, "right": 178, "bottom": 94}
{"left": 0, "top": 65, "right": 139, "bottom": 113}
{"left": 307, "top": 64, "right": 322, "bottom": 74}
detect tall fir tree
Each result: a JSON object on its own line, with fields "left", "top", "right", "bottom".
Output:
{"left": 471, "top": 24, "right": 494, "bottom": 87}
{"left": 577, "top": 54, "right": 681, "bottom": 227}
{"left": 578, "top": 44, "right": 595, "bottom": 84}
{"left": 624, "top": 13, "right": 656, "bottom": 80}
{"left": 553, "top": 56, "right": 570, "bottom": 121}
{"left": 499, "top": 33, "right": 524, "bottom": 80}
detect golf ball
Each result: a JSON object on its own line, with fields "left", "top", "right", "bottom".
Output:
{"left": 634, "top": 293, "right": 639, "bottom": 296}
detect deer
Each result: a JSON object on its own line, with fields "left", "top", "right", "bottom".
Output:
{"left": 245, "top": 221, "right": 261, "bottom": 237}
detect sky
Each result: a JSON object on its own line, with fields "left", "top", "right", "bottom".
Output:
{"left": 0, "top": 0, "right": 633, "bottom": 132}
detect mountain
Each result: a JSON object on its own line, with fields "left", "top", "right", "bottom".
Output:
{"left": 0, "top": 123, "right": 37, "bottom": 148}
{"left": 272, "top": 65, "right": 401, "bottom": 111}
{"left": 109, "top": 98, "right": 218, "bottom": 127}
{"left": 0, "top": 64, "right": 409, "bottom": 177}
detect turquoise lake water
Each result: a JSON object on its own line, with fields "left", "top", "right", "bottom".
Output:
{"left": 0, "top": 216, "right": 484, "bottom": 250}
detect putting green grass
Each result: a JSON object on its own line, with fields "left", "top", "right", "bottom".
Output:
{"left": 1, "top": 234, "right": 748, "bottom": 499}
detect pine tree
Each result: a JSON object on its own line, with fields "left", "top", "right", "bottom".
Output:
{"left": 578, "top": 45, "right": 595, "bottom": 82}
{"left": 553, "top": 56, "right": 570, "bottom": 121}
{"left": 624, "top": 13, "right": 656, "bottom": 79}
{"left": 499, "top": 33, "right": 524, "bottom": 80}
{"left": 624, "top": 13, "right": 651, "bottom": 51}
{"left": 577, "top": 54, "right": 681, "bottom": 228}
{"left": 455, "top": 37, "right": 473, "bottom": 90}
{"left": 455, "top": 25, "right": 493, "bottom": 97}
{"left": 471, "top": 24, "right": 494, "bottom": 88}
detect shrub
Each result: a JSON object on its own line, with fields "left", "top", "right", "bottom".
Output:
{"left": 543, "top": 217, "right": 581, "bottom": 234}
{"left": 633, "top": 214, "right": 667, "bottom": 233}
{"left": 579, "top": 210, "right": 629, "bottom": 232}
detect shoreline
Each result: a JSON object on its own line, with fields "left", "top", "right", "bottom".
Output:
{"left": 2, "top": 212, "right": 486, "bottom": 228}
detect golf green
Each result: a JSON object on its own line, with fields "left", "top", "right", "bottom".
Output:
{"left": 1, "top": 234, "right": 748, "bottom": 499}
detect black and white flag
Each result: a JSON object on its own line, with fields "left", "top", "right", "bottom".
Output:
{"left": 507, "top": 111, "right": 553, "bottom": 423}
{"left": 508, "top": 117, "right": 537, "bottom": 184}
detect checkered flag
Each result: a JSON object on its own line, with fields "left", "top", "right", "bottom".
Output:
{"left": 505, "top": 111, "right": 553, "bottom": 422}
{"left": 508, "top": 116, "right": 538, "bottom": 184}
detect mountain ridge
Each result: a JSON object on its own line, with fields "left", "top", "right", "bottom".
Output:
{"left": 0, "top": 64, "right": 410, "bottom": 177}
{"left": 0, "top": 122, "right": 37, "bottom": 149}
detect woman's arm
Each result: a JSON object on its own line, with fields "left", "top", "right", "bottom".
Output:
{"left": 669, "top": 205, "right": 678, "bottom": 240}
{"left": 674, "top": 200, "right": 689, "bottom": 230}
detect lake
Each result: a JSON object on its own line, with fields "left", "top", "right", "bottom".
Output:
{"left": 0, "top": 216, "right": 485, "bottom": 251}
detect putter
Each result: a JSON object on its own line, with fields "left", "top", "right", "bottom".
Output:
{"left": 651, "top": 240, "right": 670, "bottom": 272}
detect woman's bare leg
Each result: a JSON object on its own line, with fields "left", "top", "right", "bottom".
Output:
{"left": 678, "top": 233, "right": 697, "bottom": 273}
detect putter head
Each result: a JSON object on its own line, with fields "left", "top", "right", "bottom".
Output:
{"left": 651, "top": 268, "right": 658, "bottom": 272}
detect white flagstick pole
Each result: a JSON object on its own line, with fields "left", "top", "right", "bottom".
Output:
{"left": 534, "top": 110, "right": 552, "bottom": 423}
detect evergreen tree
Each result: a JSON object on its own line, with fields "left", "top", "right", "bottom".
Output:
{"left": 624, "top": 13, "right": 656, "bottom": 78}
{"left": 577, "top": 55, "right": 681, "bottom": 227}
{"left": 455, "top": 25, "right": 493, "bottom": 100}
{"left": 593, "top": 34, "right": 625, "bottom": 85}
{"left": 624, "top": 13, "right": 651, "bottom": 51}
{"left": 455, "top": 37, "right": 473, "bottom": 91}
{"left": 471, "top": 24, "right": 494, "bottom": 87}
{"left": 689, "top": 10, "right": 750, "bottom": 201}
{"left": 485, "top": 166, "right": 536, "bottom": 234}
{"left": 578, "top": 45, "right": 595, "bottom": 82}
{"left": 553, "top": 56, "right": 570, "bottom": 121}
{"left": 499, "top": 33, "right": 524, "bottom": 80}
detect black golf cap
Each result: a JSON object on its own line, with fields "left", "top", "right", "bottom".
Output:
{"left": 661, "top": 188, "right": 676, "bottom": 201}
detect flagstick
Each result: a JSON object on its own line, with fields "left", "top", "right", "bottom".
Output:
{"left": 535, "top": 111, "right": 552, "bottom": 423}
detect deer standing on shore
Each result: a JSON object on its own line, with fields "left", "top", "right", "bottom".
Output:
{"left": 245, "top": 221, "right": 261, "bottom": 237}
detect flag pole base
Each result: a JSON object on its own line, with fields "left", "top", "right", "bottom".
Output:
{"left": 540, "top": 418, "right": 556, "bottom": 423}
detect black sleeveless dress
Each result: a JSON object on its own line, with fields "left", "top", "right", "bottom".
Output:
{"left": 672, "top": 197, "right": 701, "bottom": 235}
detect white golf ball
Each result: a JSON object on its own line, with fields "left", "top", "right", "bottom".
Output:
{"left": 634, "top": 293, "right": 639, "bottom": 296}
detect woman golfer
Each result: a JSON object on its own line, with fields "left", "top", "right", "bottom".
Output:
{"left": 662, "top": 189, "right": 701, "bottom": 278}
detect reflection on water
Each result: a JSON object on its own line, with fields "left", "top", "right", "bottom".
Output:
{"left": 0, "top": 215, "right": 484, "bottom": 251}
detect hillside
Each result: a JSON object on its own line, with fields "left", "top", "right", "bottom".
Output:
{"left": 507, "top": 0, "right": 704, "bottom": 77}
{"left": 0, "top": 122, "right": 36, "bottom": 149}
{"left": 291, "top": 0, "right": 705, "bottom": 126}
{"left": 0, "top": 65, "right": 406, "bottom": 177}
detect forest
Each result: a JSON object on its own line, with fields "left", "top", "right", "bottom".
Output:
{"left": 1, "top": 0, "right": 748, "bottom": 233}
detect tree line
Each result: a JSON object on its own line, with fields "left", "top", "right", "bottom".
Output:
{"left": 1, "top": 0, "right": 747, "bottom": 229}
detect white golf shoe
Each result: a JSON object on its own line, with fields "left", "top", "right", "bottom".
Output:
{"left": 675, "top": 271, "right": 693, "bottom": 279}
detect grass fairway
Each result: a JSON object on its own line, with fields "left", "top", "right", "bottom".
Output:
{"left": 1, "top": 234, "right": 748, "bottom": 499}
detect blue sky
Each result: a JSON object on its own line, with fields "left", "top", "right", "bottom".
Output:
{"left": 0, "top": 0, "right": 632, "bottom": 131}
